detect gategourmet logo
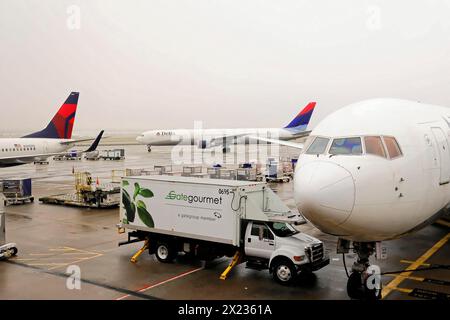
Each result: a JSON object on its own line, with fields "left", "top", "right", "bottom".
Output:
{"left": 165, "top": 191, "right": 223, "bottom": 205}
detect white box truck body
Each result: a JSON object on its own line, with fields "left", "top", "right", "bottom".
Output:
{"left": 118, "top": 176, "right": 329, "bottom": 284}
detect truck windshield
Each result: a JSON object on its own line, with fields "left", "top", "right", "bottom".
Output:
{"left": 267, "top": 222, "right": 299, "bottom": 237}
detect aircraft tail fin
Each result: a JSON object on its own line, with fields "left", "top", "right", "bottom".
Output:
{"left": 284, "top": 102, "right": 316, "bottom": 132}
{"left": 84, "top": 130, "right": 104, "bottom": 152}
{"left": 23, "top": 92, "right": 79, "bottom": 139}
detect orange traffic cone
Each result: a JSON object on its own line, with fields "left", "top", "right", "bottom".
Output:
{"left": 96, "top": 177, "right": 100, "bottom": 186}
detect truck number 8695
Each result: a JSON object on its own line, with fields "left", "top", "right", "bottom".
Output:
{"left": 218, "top": 188, "right": 231, "bottom": 195}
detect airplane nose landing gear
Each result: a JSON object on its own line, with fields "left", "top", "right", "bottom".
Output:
{"left": 343, "top": 241, "right": 382, "bottom": 300}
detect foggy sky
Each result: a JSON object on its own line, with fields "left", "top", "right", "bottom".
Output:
{"left": 1, "top": 0, "right": 450, "bottom": 134}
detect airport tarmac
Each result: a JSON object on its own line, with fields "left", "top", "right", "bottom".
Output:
{"left": 0, "top": 144, "right": 448, "bottom": 300}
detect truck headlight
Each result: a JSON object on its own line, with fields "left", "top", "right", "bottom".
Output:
{"left": 293, "top": 255, "right": 305, "bottom": 262}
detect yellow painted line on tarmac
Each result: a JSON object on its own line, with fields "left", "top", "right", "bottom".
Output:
{"left": 400, "top": 260, "right": 430, "bottom": 267}
{"left": 61, "top": 252, "right": 99, "bottom": 255}
{"left": 16, "top": 257, "right": 90, "bottom": 261}
{"left": 436, "top": 219, "right": 450, "bottom": 228}
{"left": 384, "top": 273, "right": 425, "bottom": 282}
{"left": 382, "top": 232, "right": 450, "bottom": 299}
{"left": 63, "top": 246, "right": 100, "bottom": 255}
{"left": 391, "top": 287, "right": 413, "bottom": 294}
{"left": 47, "top": 253, "right": 103, "bottom": 271}
{"left": 16, "top": 246, "right": 104, "bottom": 271}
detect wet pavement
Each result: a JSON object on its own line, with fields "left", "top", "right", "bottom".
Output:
{"left": 0, "top": 145, "right": 448, "bottom": 300}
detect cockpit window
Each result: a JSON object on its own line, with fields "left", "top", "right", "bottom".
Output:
{"left": 383, "top": 136, "right": 402, "bottom": 158}
{"left": 329, "top": 137, "right": 362, "bottom": 155}
{"left": 306, "top": 137, "right": 330, "bottom": 154}
{"left": 364, "top": 136, "right": 387, "bottom": 158}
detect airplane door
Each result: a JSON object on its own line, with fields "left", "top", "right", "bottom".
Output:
{"left": 431, "top": 127, "right": 450, "bottom": 185}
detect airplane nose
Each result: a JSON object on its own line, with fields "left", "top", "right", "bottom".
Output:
{"left": 295, "top": 161, "right": 355, "bottom": 228}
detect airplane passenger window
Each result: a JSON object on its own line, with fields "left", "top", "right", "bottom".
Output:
{"left": 329, "top": 137, "right": 362, "bottom": 155}
{"left": 383, "top": 136, "right": 402, "bottom": 158}
{"left": 364, "top": 136, "right": 387, "bottom": 158}
{"left": 306, "top": 137, "right": 330, "bottom": 154}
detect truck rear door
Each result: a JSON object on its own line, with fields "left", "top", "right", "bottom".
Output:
{"left": 245, "top": 222, "right": 275, "bottom": 259}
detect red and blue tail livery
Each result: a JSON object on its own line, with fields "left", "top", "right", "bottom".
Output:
{"left": 23, "top": 92, "right": 79, "bottom": 139}
{"left": 284, "top": 102, "right": 316, "bottom": 132}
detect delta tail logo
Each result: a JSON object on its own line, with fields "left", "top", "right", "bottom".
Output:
{"left": 23, "top": 92, "right": 79, "bottom": 139}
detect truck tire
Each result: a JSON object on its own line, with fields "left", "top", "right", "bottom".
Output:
{"left": 272, "top": 259, "right": 296, "bottom": 285}
{"left": 155, "top": 242, "right": 175, "bottom": 263}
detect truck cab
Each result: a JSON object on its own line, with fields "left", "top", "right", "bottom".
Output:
{"left": 244, "top": 220, "right": 329, "bottom": 284}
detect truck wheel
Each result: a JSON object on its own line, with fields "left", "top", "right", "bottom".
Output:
{"left": 272, "top": 259, "right": 296, "bottom": 285}
{"left": 155, "top": 242, "right": 175, "bottom": 263}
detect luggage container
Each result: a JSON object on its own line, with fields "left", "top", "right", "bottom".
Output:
{"left": 85, "top": 150, "right": 100, "bottom": 160}
{"left": 100, "top": 149, "right": 125, "bottom": 160}
{"left": 154, "top": 165, "right": 173, "bottom": 174}
{"left": 265, "top": 158, "right": 290, "bottom": 183}
{"left": 236, "top": 167, "right": 257, "bottom": 181}
{"left": 0, "top": 178, "right": 34, "bottom": 205}
{"left": 207, "top": 167, "right": 221, "bottom": 179}
{"left": 53, "top": 150, "right": 81, "bottom": 161}
{"left": 181, "top": 165, "right": 204, "bottom": 177}
{"left": 219, "top": 168, "right": 237, "bottom": 180}
{"left": 125, "top": 168, "right": 143, "bottom": 177}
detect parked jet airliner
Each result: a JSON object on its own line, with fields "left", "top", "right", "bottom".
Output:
{"left": 250, "top": 98, "right": 450, "bottom": 299}
{"left": 136, "top": 102, "right": 316, "bottom": 152}
{"left": 0, "top": 92, "right": 103, "bottom": 167}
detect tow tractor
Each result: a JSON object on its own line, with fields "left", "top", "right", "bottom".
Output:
{"left": 0, "top": 193, "right": 18, "bottom": 260}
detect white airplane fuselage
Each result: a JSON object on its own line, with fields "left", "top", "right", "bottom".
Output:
{"left": 295, "top": 99, "right": 450, "bottom": 242}
{"left": 0, "top": 138, "right": 74, "bottom": 167}
{"left": 137, "top": 127, "right": 300, "bottom": 147}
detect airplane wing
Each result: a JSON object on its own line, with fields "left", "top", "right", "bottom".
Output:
{"left": 207, "top": 133, "right": 249, "bottom": 147}
{"left": 288, "top": 130, "right": 312, "bottom": 139}
{"left": 207, "top": 133, "right": 307, "bottom": 149}
{"left": 246, "top": 135, "right": 304, "bottom": 150}
{"left": 0, "top": 130, "right": 104, "bottom": 165}
{"left": 59, "top": 132, "right": 107, "bottom": 145}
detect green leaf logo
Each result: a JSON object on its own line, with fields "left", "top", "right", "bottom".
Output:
{"left": 122, "top": 189, "right": 135, "bottom": 222}
{"left": 139, "top": 188, "right": 154, "bottom": 198}
{"left": 137, "top": 200, "right": 154, "bottom": 228}
{"left": 133, "top": 182, "right": 141, "bottom": 200}
{"left": 121, "top": 183, "right": 155, "bottom": 229}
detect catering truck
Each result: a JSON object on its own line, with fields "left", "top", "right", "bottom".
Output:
{"left": 117, "top": 176, "right": 329, "bottom": 284}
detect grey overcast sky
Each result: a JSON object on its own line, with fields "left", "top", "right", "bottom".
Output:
{"left": 1, "top": 0, "right": 450, "bottom": 134}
